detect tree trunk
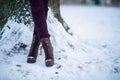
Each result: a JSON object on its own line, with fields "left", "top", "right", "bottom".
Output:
{"left": 94, "top": 0, "right": 100, "bottom": 5}
{"left": 49, "top": 0, "right": 72, "bottom": 35}
{"left": 0, "top": 0, "right": 72, "bottom": 35}
{"left": 111, "top": 0, "right": 120, "bottom": 6}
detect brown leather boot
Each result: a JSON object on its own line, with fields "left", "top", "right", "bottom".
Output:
{"left": 41, "top": 38, "right": 54, "bottom": 67}
{"left": 27, "top": 34, "right": 40, "bottom": 63}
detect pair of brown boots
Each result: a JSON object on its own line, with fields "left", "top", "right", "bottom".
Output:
{"left": 27, "top": 35, "right": 54, "bottom": 67}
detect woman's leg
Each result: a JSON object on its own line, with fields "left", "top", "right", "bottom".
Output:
{"left": 43, "top": 0, "right": 49, "bottom": 19}
{"left": 28, "top": 0, "right": 54, "bottom": 66}
{"left": 29, "top": 0, "right": 50, "bottom": 40}
{"left": 27, "top": 0, "right": 49, "bottom": 63}
{"left": 41, "top": 0, "right": 54, "bottom": 67}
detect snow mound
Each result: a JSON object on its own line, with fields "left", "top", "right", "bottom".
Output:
{"left": 0, "top": 6, "right": 120, "bottom": 80}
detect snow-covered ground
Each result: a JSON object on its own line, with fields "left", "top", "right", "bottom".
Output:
{"left": 0, "top": 5, "right": 120, "bottom": 80}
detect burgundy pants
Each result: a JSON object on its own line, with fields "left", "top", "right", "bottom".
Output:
{"left": 29, "top": 0, "right": 50, "bottom": 40}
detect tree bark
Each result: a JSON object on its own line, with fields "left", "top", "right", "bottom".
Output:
{"left": 49, "top": 0, "right": 72, "bottom": 35}
{"left": 0, "top": 0, "right": 72, "bottom": 35}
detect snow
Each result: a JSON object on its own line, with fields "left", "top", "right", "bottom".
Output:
{"left": 0, "top": 5, "right": 120, "bottom": 80}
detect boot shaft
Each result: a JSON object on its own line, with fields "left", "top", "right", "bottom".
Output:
{"left": 28, "top": 34, "right": 40, "bottom": 58}
{"left": 41, "top": 38, "right": 54, "bottom": 60}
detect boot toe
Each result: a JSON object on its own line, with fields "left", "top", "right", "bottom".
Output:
{"left": 27, "top": 57, "right": 36, "bottom": 63}
{"left": 45, "top": 59, "right": 54, "bottom": 67}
